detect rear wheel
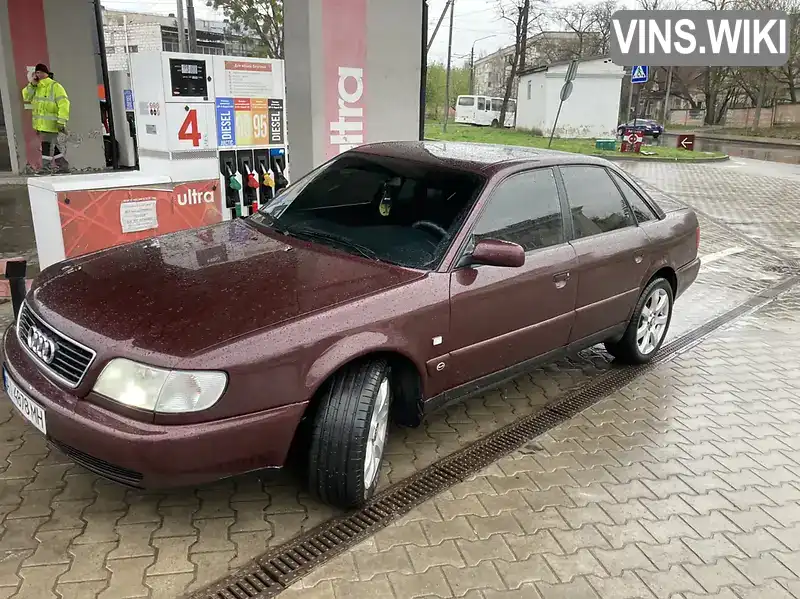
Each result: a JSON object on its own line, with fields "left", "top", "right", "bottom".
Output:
{"left": 605, "top": 278, "right": 673, "bottom": 364}
{"left": 308, "top": 359, "right": 392, "bottom": 509}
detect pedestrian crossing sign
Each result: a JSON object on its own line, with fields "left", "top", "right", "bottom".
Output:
{"left": 631, "top": 65, "right": 649, "bottom": 84}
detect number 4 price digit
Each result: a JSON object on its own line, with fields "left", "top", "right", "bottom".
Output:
{"left": 179, "top": 109, "right": 202, "bottom": 147}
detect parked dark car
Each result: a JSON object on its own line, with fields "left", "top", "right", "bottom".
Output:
{"left": 2, "top": 141, "right": 700, "bottom": 509}
{"left": 618, "top": 119, "right": 664, "bottom": 138}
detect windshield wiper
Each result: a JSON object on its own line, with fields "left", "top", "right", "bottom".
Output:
{"left": 286, "top": 228, "right": 382, "bottom": 262}
{"left": 252, "top": 211, "right": 290, "bottom": 235}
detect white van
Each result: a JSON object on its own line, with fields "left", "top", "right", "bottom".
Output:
{"left": 455, "top": 95, "right": 516, "bottom": 127}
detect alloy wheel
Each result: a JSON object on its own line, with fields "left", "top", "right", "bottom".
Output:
{"left": 363, "top": 377, "right": 390, "bottom": 494}
{"left": 636, "top": 288, "right": 670, "bottom": 355}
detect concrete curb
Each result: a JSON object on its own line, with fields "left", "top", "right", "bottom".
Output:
{"left": 665, "top": 131, "right": 800, "bottom": 149}
{"left": 606, "top": 154, "right": 731, "bottom": 163}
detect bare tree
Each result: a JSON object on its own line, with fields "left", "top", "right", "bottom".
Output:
{"left": 496, "top": 0, "right": 547, "bottom": 125}
{"left": 588, "top": 0, "right": 619, "bottom": 54}
{"left": 557, "top": 3, "right": 596, "bottom": 58}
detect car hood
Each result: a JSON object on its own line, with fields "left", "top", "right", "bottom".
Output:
{"left": 29, "top": 220, "right": 424, "bottom": 358}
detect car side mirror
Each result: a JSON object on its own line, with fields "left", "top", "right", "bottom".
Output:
{"left": 469, "top": 238, "right": 525, "bottom": 268}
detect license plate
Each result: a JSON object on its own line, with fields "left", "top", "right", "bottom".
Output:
{"left": 2, "top": 367, "right": 47, "bottom": 435}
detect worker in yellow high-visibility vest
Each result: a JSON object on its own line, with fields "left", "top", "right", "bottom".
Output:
{"left": 22, "top": 63, "right": 70, "bottom": 173}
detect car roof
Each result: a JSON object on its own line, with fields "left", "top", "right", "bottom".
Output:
{"left": 352, "top": 140, "right": 614, "bottom": 176}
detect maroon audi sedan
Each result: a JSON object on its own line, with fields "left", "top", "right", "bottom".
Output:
{"left": 2, "top": 142, "right": 700, "bottom": 508}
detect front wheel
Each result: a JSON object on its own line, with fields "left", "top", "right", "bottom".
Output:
{"left": 307, "top": 359, "right": 392, "bottom": 509}
{"left": 605, "top": 278, "right": 673, "bottom": 364}
{"left": 491, "top": 119, "right": 500, "bottom": 128}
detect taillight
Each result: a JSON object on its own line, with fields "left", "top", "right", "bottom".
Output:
{"left": 696, "top": 226, "right": 700, "bottom": 250}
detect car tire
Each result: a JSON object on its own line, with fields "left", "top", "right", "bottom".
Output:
{"left": 307, "top": 359, "right": 392, "bottom": 509}
{"left": 491, "top": 119, "right": 499, "bottom": 128}
{"left": 604, "top": 278, "right": 673, "bottom": 365}
{"left": 653, "top": 133, "right": 660, "bottom": 139}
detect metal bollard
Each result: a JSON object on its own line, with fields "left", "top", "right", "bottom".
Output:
{"left": 4, "top": 259, "right": 27, "bottom": 320}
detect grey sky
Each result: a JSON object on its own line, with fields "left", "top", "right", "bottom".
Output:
{"left": 102, "top": 0, "right": 621, "bottom": 67}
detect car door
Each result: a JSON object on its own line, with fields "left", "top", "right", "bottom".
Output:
{"left": 446, "top": 167, "right": 578, "bottom": 390}
{"left": 558, "top": 164, "right": 653, "bottom": 344}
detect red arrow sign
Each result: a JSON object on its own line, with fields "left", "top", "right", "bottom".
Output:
{"left": 678, "top": 134, "right": 695, "bottom": 151}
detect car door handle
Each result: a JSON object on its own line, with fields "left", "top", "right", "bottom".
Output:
{"left": 634, "top": 254, "right": 643, "bottom": 264}
{"left": 553, "top": 271, "right": 570, "bottom": 289}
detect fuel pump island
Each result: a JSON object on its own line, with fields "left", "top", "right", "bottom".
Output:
{"left": 25, "top": 51, "right": 291, "bottom": 270}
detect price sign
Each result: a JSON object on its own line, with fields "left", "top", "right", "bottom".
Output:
{"left": 251, "top": 99, "right": 269, "bottom": 145}
{"left": 234, "top": 98, "right": 253, "bottom": 146}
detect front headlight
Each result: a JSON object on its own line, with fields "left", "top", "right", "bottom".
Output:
{"left": 93, "top": 358, "right": 228, "bottom": 413}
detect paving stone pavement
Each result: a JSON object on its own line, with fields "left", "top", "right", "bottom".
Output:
{"left": 0, "top": 159, "right": 799, "bottom": 598}
{"left": 622, "top": 158, "right": 800, "bottom": 263}
{"left": 279, "top": 283, "right": 800, "bottom": 599}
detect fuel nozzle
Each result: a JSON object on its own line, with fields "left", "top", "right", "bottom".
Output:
{"left": 272, "top": 159, "right": 288, "bottom": 192}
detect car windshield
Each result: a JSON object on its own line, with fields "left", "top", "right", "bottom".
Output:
{"left": 249, "top": 153, "right": 486, "bottom": 270}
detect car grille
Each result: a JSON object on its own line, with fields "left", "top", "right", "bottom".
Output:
{"left": 51, "top": 440, "right": 144, "bottom": 487}
{"left": 16, "top": 304, "right": 96, "bottom": 388}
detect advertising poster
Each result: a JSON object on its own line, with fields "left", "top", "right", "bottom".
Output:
{"left": 57, "top": 180, "right": 222, "bottom": 259}
{"left": 268, "top": 99, "right": 285, "bottom": 145}
{"left": 251, "top": 98, "right": 270, "bottom": 145}
{"left": 216, "top": 98, "right": 236, "bottom": 147}
{"left": 224, "top": 61, "right": 274, "bottom": 98}
{"left": 323, "top": 0, "right": 367, "bottom": 159}
{"left": 234, "top": 98, "right": 254, "bottom": 145}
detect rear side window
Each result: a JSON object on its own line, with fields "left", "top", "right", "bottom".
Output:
{"left": 458, "top": 97, "right": 475, "bottom": 106}
{"left": 609, "top": 171, "right": 657, "bottom": 223}
{"left": 478, "top": 97, "right": 486, "bottom": 110}
{"left": 560, "top": 166, "right": 635, "bottom": 238}
{"left": 472, "top": 168, "right": 564, "bottom": 252}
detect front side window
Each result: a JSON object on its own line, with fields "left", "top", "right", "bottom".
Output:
{"left": 253, "top": 154, "right": 485, "bottom": 270}
{"left": 560, "top": 166, "right": 635, "bottom": 239}
{"left": 609, "top": 171, "right": 657, "bottom": 223}
{"left": 472, "top": 168, "right": 564, "bottom": 252}
{"left": 491, "top": 99, "right": 503, "bottom": 112}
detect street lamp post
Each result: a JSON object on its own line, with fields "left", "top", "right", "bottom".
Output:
{"left": 470, "top": 35, "right": 497, "bottom": 95}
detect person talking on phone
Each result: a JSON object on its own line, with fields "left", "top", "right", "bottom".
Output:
{"left": 22, "top": 63, "right": 70, "bottom": 173}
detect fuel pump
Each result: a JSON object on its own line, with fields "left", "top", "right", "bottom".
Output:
{"left": 219, "top": 150, "right": 242, "bottom": 219}
{"left": 253, "top": 149, "right": 274, "bottom": 205}
{"left": 270, "top": 149, "right": 289, "bottom": 193}
{"left": 236, "top": 150, "right": 258, "bottom": 217}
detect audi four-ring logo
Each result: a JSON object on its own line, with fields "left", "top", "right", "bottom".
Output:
{"left": 26, "top": 326, "right": 57, "bottom": 364}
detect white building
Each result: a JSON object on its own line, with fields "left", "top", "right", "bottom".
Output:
{"left": 516, "top": 57, "right": 624, "bottom": 139}
{"left": 102, "top": 8, "right": 258, "bottom": 72}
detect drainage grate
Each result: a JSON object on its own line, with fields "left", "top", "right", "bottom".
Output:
{"left": 188, "top": 273, "right": 800, "bottom": 599}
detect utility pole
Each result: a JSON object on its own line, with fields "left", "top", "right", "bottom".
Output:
{"left": 626, "top": 68, "right": 634, "bottom": 121}
{"left": 518, "top": 0, "right": 530, "bottom": 73}
{"left": 662, "top": 66, "right": 673, "bottom": 125}
{"left": 187, "top": 0, "right": 198, "bottom": 53}
{"left": 442, "top": 0, "right": 455, "bottom": 132}
{"left": 469, "top": 46, "right": 475, "bottom": 95}
{"left": 176, "top": 0, "right": 187, "bottom": 53}
{"left": 427, "top": 0, "right": 452, "bottom": 53}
